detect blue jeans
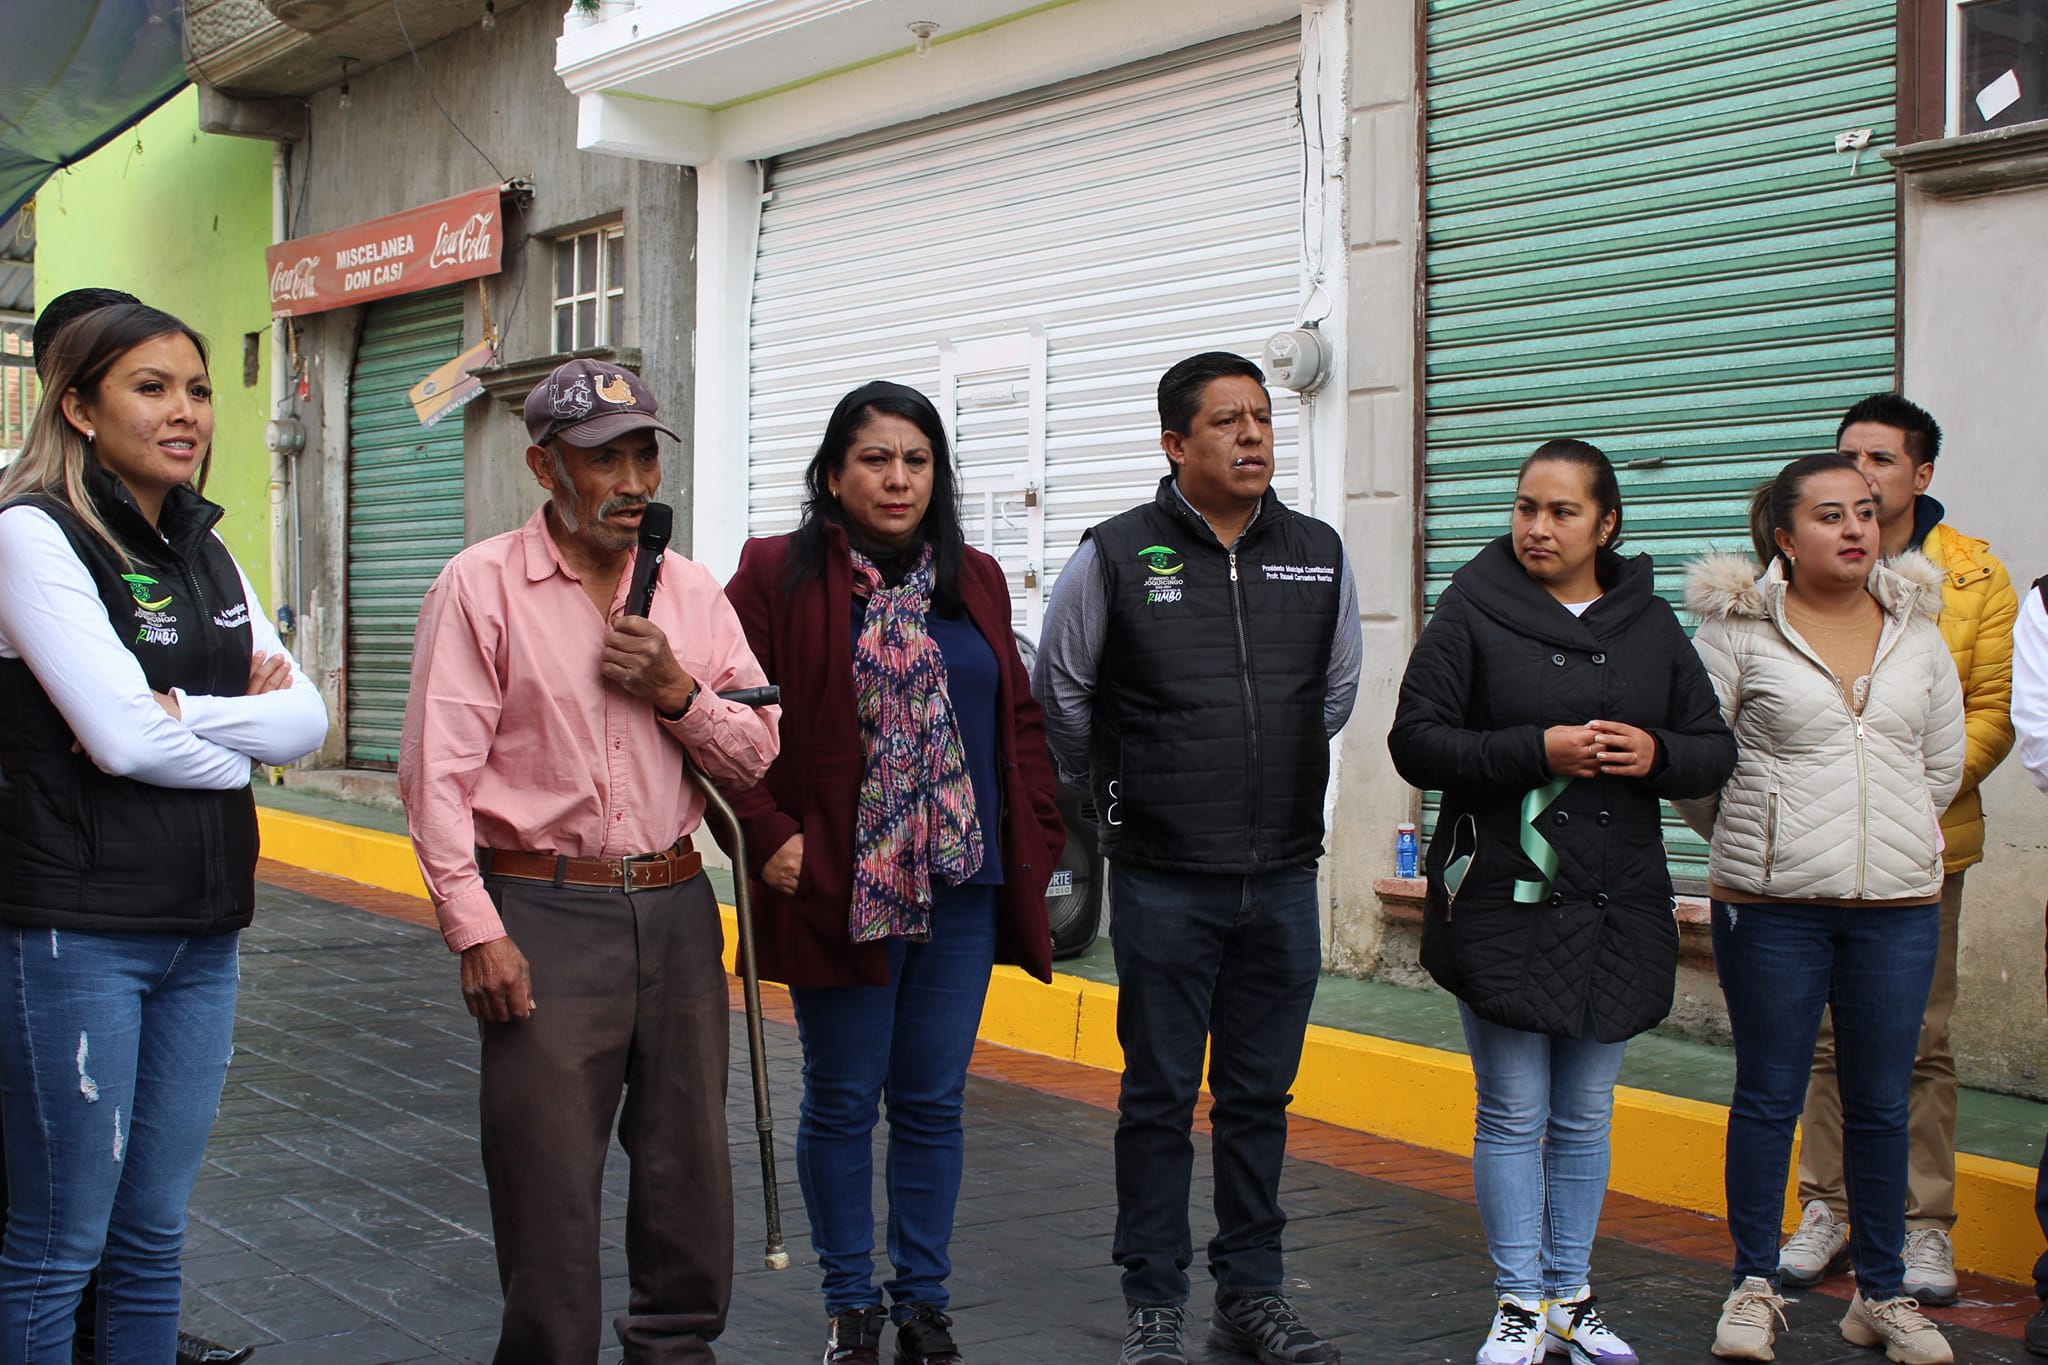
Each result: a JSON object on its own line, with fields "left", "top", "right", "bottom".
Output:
{"left": 1458, "top": 1002, "right": 1627, "bottom": 1298}
{"left": 1712, "top": 900, "right": 1938, "bottom": 1299}
{"left": 0, "top": 927, "right": 239, "bottom": 1363}
{"left": 789, "top": 884, "right": 997, "bottom": 1317}
{"left": 1110, "top": 862, "right": 1322, "bottom": 1308}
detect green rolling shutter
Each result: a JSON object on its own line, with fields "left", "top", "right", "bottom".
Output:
{"left": 345, "top": 286, "right": 467, "bottom": 768}
{"left": 1422, "top": 0, "right": 1898, "bottom": 886}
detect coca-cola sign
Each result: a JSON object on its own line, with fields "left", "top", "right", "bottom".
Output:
{"left": 270, "top": 256, "right": 320, "bottom": 303}
{"left": 429, "top": 211, "right": 496, "bottom": 269}
{"left": 266, "top": 186, "right": 504, "bottom": 317}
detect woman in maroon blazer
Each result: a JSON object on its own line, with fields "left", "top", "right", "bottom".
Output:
{"left": 722, "top": 381, "right": 1063, "bottom": 1365}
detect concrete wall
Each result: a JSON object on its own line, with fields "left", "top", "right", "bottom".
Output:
{"left": 1324, "top": 0, "right": 1422, "bottom": 974}
{"left": 32, "top": 87, "right": 277, "bottom": 602}
{"left": 1901, "top": 175, "right": 2048, "bottom": 1100}
{"left": 283, "top": 0, "right": 697, "bottom": 766}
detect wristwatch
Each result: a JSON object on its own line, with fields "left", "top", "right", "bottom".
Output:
{"left": 659, "top": 683, "right": 701, "bottom": 722}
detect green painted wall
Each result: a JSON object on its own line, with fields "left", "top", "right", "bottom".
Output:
{"left": 32, "top": 87, "right": 276, "bottom": 603}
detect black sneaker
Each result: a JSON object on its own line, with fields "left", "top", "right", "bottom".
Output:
{"left": 2024, "top": 1301, "right": 2047, "bottom": 1359}
{"left": 1121, "top": 1304, "right": 1187, "bottom": 1364}
{"left": 1209, "top": 1290, "right": 1341, "bottom": 1364}
{"left": 826, "top": 1304, "right": 889, "bottom": 1365}
{"left": 177, "top": 1336, "right": 255, "bottom": 1365}
{"left": 895, "top": 1303, "right": 964, "bottom": 1365}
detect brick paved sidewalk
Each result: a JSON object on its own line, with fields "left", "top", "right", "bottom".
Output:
{"left": 172, "top": 869, "right": 2038, "bottom": 1363}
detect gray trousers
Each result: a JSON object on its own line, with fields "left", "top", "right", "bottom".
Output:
{"left": 479, "top": 872, "right": 732, "bottom": 1365}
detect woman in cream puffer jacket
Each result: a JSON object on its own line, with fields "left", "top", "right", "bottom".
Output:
{"left": 1676, "top": 551, "right": 1964, "bottom": 898}
{"left": 1676, "top": 455, "right": 1966, "bottom": 1365}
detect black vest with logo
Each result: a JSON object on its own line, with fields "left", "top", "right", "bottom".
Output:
{"left": 0, "top": 470, "right": 258, "bottom": 933}
{"left": 1087, "top": 477, "right": 1343, "bottom": 873}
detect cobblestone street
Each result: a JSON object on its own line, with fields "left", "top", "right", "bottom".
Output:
{"left": 171, "top": 869, "right": 2037, "bottom": 1364}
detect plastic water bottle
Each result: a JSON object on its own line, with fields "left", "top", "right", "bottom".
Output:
{"left": 1395, "top": 822, "right": 1419, "bottom": 878}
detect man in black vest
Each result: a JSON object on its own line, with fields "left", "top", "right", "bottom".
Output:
{"left": 1035, "top": 352, "right": 1359, "bottom": 1365}
{"left": 11, "top": 288, "right": 255, "bottom": 1365}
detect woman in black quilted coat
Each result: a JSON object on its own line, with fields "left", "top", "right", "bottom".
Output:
{"left": 1388, "top": 440, "right": 1734, "bottom": 1365}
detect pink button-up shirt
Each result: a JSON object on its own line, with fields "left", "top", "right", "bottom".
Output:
{"left": 398, "top": 505, "right": 779, "bottom": 951}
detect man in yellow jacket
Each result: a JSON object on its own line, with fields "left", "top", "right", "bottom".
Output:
{"left": 1775, "top": 393, "right": 2018, "bottom": 1305}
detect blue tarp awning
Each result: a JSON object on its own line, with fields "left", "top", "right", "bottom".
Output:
{"left": 0, "top": 0, "right": 188, "bottom": 224}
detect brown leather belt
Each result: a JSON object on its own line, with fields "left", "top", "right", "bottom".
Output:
{"left": 479, "top": 836, "right": 700, "bottom": 892}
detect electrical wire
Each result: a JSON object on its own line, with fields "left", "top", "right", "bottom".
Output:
{"left": 288, "top": 132, "right": 312, "bottom": 238}
{"left": 1293, "top": 7, "right": 1334, "bottom": 330}
{"left": 391, "top": 0, "right": 508, "bottom": 182}
{"left": 490, "top": 192, "right": 530, "bottom": 350}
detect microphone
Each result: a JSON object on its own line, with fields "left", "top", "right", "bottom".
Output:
{"left": 619, "top": 504, "right": 776, "bottom": 710}
{"left": 624, "top": 502, "right": 673, "bottom": 619}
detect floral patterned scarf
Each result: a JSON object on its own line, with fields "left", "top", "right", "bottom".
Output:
{"left": 847, "top": 544, "right": 984, "bottom": 943}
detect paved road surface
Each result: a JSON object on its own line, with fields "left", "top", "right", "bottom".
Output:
{"left": 166, "top": 877, "right": 2034, "bottom": 1363}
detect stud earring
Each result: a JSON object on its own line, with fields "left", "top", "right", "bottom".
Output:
{"left": 85, "top": 429, "right": 95, "bottom": 443}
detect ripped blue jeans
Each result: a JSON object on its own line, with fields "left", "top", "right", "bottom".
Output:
{"left": 0, "top": 927, "right": 239, "bottom": 1364}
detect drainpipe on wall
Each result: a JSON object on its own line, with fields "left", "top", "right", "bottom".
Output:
{"left": 269, "top": 142, "right": 293, "bottom": 643}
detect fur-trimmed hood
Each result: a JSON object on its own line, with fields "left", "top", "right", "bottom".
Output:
{"left": 1684, "top": 550, "right": 1946, "bottom": 625}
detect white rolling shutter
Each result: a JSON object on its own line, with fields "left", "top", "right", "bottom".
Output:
{"left": 747, "top": 23, "right": 1305, "bottom": 632}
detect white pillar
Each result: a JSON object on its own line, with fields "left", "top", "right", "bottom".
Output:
{"left": 688, "top": 157, "right": 761, "bottom": 579}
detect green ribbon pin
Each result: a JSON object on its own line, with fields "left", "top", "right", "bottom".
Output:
{"left": 1512, "top": 775, "right": 1572, "bottom": 904}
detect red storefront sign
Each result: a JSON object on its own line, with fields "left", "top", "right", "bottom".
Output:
{"left": 267, "top": 186, "right": 504, "bottom": 318}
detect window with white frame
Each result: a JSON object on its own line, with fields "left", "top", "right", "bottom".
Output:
{"left": 1, "top": 321, "right": 37, "bottom": 463}
{"left": 1949, "top": 0, "right": 2048, "bottom": 134}
{"left": 552, "top": 223, "right": 625, "bottom": 353}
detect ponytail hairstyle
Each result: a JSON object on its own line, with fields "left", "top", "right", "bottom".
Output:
{"left": 1747, "top": 452, "right": 1862, "bottom": 574}
{"left": 1517, "top": 438, "right": 1625, "bottom": 551}
{"left": 0, "top": 304, "right": 212, "bottom": 564}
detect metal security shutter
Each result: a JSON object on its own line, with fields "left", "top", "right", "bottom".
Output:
{"left": 749, "top": 25, "right": 1305, "bottom": 633}
{"left": 1422, "top": 0, "right": 1898, "bottom": 885}
{"left": 345, "top": 286, "right": 467, "bottom": 767}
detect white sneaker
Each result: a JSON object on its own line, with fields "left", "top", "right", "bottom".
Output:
{"left": 1476, "top": 1293, "right": 1548, "bottom": 1365}
{"left": 1839, "top": 1291, "right": 1954, "bottom": 1364}
{"left": 1543, "top": 1286, "right": 1637, "bottom": 1365}
{"left": 1900, "top": 1228, "right": 1959, "bottom": 1306}
{"left": 1778, "top": 1200, "right": 1849, "bottom": 1288}
{"left": 1713, "top": 1277, "right": 1788, "bottom": 1361}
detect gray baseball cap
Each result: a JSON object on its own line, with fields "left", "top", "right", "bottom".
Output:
{"left": 523, "top": 358, "right": 679, "bottom": 448}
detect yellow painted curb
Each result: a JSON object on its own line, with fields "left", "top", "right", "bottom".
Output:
{"left": 264, "top": 809, "right": 2041, "bottom": 1283}
{"left": 258, "top": 807, "right": 427, "bottom": 900}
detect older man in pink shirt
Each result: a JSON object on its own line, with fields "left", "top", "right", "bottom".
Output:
{"left": 398, "top": 358, "right": 778, "bottom": 1365}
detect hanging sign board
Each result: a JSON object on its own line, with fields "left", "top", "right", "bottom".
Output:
{"left": 409, "top": 338, "right": 498, "bottom": 428}
{"left": 267, "top": 186, "right": 503, "bottom": 318}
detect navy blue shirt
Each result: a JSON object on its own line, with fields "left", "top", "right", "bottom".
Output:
{"left": 852, "top": 599, "right": 1005, "bottom": 885}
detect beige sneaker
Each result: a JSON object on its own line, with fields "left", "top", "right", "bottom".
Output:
{"left": 1839, "top": 1291, "right": 1954, "bottom": 1364}
{"left": 1778, "top": 1199, "right": 1850, "bottom": 1288}
{"left": 1713, "top": 1277, "right": 1788, "bottom": 1361}
{"left": 1900, "top": 1228, "right": 1959, "bottom": 1306}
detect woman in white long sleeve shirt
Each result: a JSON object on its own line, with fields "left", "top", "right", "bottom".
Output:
{"left": 0, "top": 304, "right": 327, "bottom": 1363}
{"left": 2013, "top": 579, "right": 2048, "bottom": 799}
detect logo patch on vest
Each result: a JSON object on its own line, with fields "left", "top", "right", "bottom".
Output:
{"left": 1137, "top": 545, "right": 1183, "bottom": 575}
{"left": 1262, "top": 562, "right": 1335, "bottom": 584}
{"left": 212, "top": 602, "right": 251, "bottom": 630}
{"left": 120, "top": 573, "right": 180, "bottom": 646}
{"left": 121, "top": 573, "right": 173, "bottom": 611}
{"left": 1138, "top": 545, "right": 1184, "bottom": 604}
